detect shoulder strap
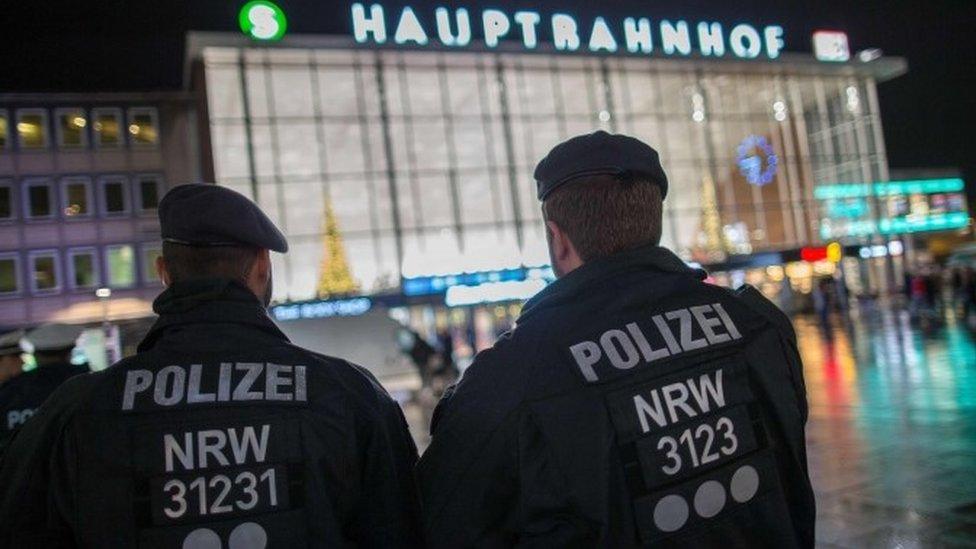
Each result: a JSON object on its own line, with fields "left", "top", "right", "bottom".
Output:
{"left": 732, "top": 285, "right": 796, "bottom": 343}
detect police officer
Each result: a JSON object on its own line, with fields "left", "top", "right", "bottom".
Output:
{"left": 0, "top": 329, "right": 25, "bottom": 388}
{"left": 418, "top": 131, "right": 815, "bottom": 547}
{"left": 0, "top": 184, "right": 422, "bottom": 547}
{"left": 0, "top": 323, "right": 87, "bottom": 442}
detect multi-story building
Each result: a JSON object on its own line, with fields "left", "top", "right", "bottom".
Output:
{"left": 183, "top": 4, "right": 918, "bottom": 350}
{"left": 0, "top": 93, "right": 199, "bottom": 343}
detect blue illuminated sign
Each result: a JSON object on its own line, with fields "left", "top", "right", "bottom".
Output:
{"left": 271, "top": 297, "right": 373, "bottom": 321}
{"left": 403, "top": 266, "right": 555, "bottom": 297}
{"left": 736, "top": 135, "right": 778, "bottom": 186}
{"left": 351, "top": 4, "right": 786, "bottom": 60}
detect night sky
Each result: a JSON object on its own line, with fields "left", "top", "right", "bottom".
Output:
{"left": 2, "top": 1, "right": 973, "bottom": 197}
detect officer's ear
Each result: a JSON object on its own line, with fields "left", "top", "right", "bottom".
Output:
{"left": 155, "top": 255, "right": 171, "bottom": 287}
{"left": 546, "top": 220, "right": 583, "bottom": 276}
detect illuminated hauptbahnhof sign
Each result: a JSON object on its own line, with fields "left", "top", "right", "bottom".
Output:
{"left": 193, "top": 0, "right": 911, "bottom": 323}
{"left": 350, "top": 4, "right": 787, "bottom": 59}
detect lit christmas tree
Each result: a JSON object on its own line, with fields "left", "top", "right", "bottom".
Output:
{"left": 316, "top": 199, "right": 359, "bottom": 298}
{"left": 699, "top": 174, "right": 724, "bottom": 254}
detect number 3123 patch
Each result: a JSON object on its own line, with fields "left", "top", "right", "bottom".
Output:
{"left": 606, "top": 355, "right": 762, "bottom": 490}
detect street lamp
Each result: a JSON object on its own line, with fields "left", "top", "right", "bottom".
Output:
{"left": 95, "top": 287, "right": 113, "bottom": 364}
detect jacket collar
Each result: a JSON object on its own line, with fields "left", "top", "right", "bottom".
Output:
{"left": 519, "top": 244, "right": 706, "bottom": 322}
{"left": 137, "top": 278, "right": 289, "bottom": 352}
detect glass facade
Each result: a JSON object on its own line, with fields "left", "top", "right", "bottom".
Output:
{"left": 202, "top": 46, "right": 890, "bottom": 303}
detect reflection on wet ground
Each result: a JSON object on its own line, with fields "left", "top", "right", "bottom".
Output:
{"left": 403, "top": 305, "right": 976, "bottom": 546}
{"left": 801, "top": 307, "right": 976, "bottom": 547}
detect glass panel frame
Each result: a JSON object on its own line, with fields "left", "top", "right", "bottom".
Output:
{"left": 60, "top": 176, "right": 93, "bottom": 219}
{"left": 68, "top": 247, "right": 99, "bottom": 290}
{"left": 55, "top": 107, "right": 88, "bottom": 149}
{"left": 0, "top": 109, "right": 8, "bottom": 151}
{"left": 0, "top": 253, "right": 20, "bottom": 295}
{"left": 29, "top": 249, "right": 61, "bottom": 294}
{"left": 126, "top": 106, "right": 160, "bottom": 147}
{"left": 16, "top": 108, "right": 49, "bottom": 150}
{"left": 23, "top": 178, "right": 54, "bottom": 220}
{"left": 141, "top": 243, "right": 162, "bottom": 284}
{"left": 99, "top": 176, "right": 130, "bottom": 217}
{"left": 104, "top": 244, "right": 136, "bottom": 289}
{"left": 0, "top": 179, "right": 14, "bottom": 221}
{"left": 134, "top": 174, "right": 163, "bottom": 214}
{"left": 92, "top": 107, "right": 124, "bottom": 148}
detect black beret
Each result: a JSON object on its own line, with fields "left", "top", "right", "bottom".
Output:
{"left": 534, "top": 131, "right": 669, "bottom": 201}
{"left": 158, "top": 184, "right": 288, "bottom": 253}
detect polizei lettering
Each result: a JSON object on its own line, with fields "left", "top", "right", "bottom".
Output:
{"left": 569, "top": 303, "right": 741, "bottom": 383}
{"left": 121, "top": 363, "right": 307, "bottom": 410}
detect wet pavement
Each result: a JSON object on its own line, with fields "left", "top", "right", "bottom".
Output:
{"left": 403, "top": 304, "right": 976, "bottom": 547}
{"left": 802, "top": 307, "right": 976, "bottom": 548}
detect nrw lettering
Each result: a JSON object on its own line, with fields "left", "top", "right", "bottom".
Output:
{"left": 632, "top": 369, "right": 726, "bottom": 432}
{"left": 164, "top": 424, "right": 270, "bottom": 472}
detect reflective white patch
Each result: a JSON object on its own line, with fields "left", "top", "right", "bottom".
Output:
{"left": 730, "top": 465, "right": 760, "bottom": 503}
{"left": 182, "top": 528, "right": 221, "bottom": 549}
{"left": 693, "top": 480, "right": 727, "bottom": 518}
{"left": 652, "top": 494, "right": 688, "bottom": 532}
{"left": 229, "top": 522, "right": 268, "bottom": 549}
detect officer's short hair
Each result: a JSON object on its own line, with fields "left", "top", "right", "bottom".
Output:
{"left": 542, "top": 175, "right": 663, "bottom": 262}
{"left": 161, "top": 241, "right": 261, "bottom": 284}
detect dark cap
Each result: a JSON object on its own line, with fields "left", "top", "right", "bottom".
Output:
{"left": 159, "top": 184, "right": 288, "bottom": 253}
{"left": 0, "top": 329, "right": 24, "bottom": 356}
{"left": 533, "top": 130, "right": 669, "bottom": 201}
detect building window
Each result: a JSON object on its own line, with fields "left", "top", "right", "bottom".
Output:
{"left": 24, "top": 179, "right": 54, "bottom": 219}
{"left": 142, "top": 244, "right": 162, "bottom": 283}
{"left": 92, "top": 108, "right": 123, "bottom": 148}
{"left": 29, "top": 250, "right": 60, "bottom": 293}
{"left": 135, "top": 175, "right": 162, "bottom": 213}
{"left": 16, "top": 109, "right": 48, "bottom": 149}
{"left": 99, "top": 176, "right": 130, "bottom": 216}
{"left": 56, "top": 108, "right": 88, "bottom": 148}
{"left": 0, "top": 110, "right": 8, "bottom": 151}
{"left": 68, "top": 248, "right": 98, "bottom": 289}
{"left": 0, "top": 253, "right": 19, "bottom": 295}
{"left": 61, "top": 177, "right": 93, "bottom": 218}
{"left": 127, "top": 107, "right": 159, "bottom": 146}
{"left": 0, "top": 180, "right": 13, "bottom": 220}
{"left": 105, "top": 245, "right": 135, "bottom": 288}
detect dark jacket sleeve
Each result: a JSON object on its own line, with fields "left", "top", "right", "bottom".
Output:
{"left": 346, "top": 383, "right": 424, "bottom": 547}
{"left": 0, "top": 377, "right": 85, "bottom": 548}
{"left": 417, "top": 336, "right": 529, "bottom": 547}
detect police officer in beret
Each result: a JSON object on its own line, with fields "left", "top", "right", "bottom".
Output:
{"left": 418, "top": 131, "right": 815, "bottom": 547}
{"left": 0, "top": 329, "right": 26, "bottom": 388}
{"left": 0, "top": 184, "right": 422, "bottom": 547}
{"left": 0, "top": 324, "right": 88, "bottom": 444}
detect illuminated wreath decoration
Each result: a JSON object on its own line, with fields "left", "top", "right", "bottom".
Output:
{"left": 736, "top": 135, "right": 779, "bottom": 186}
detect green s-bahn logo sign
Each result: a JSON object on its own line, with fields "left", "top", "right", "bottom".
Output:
{"left": 239, "top": 0, "right": 288, "bottom": 41}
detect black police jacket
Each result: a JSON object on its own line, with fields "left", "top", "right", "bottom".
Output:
{"left": 418, "top": 245, "right": 815, "bottom": 547}
{"left": 0, "top": 361, "right": 88, "bottom": 442}
{"left": 0, "top": 279, "right": 422, "bottom": 548}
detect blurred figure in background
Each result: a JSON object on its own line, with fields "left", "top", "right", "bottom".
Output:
{"left": 0, "top": 330, "right": 25, "bottom": 388}
{"left": 435, "top": 328, "right": 459, "bottom": 381}
{"left": 0, "top": 323, "right": 87, "bottom": 442}
{"left": 813, "top": 277, "right": 833, "bottom": 333}
{"left": 964, "top": 267, "right": 976, "bottom": 328}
